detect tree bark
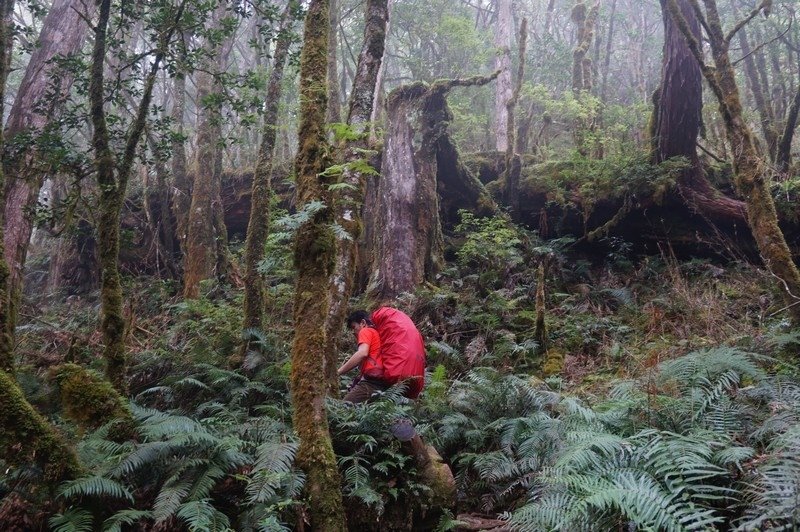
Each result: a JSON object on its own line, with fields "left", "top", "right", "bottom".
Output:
{"left": 324, "top": 0, "right": 389, "bottom": 393}
{"left": 776, "top": 55, "right": 800, "bottom": 173}
{"left": 91, "top": 0, "right": 179, "bottom": 389}
{"left": 239, "top": 2, "right": 294, "bottom": 359}
{"left": 503, "top": 19, "right": 527, "bottom": 215}
{"left": 326, "top": 0, "right": 341, "bottom": 124}
{"left": 571, "top": 1, "right": 600, "bottom": 156}
{"left": 366, "top": 74, "right": 498, "bottom": 301}
{"left": 290, "top": 0, "right": 347, "bottom": 527}
{"left": 667, "top": 0, "right": 800, "bottom": 323}
{"left": 493, "top": 0, "right": 512, "bottom": 152}
{"left": 171, "top": 68, "right": 190, "bottom": 260}
{"left": 0, "top": 0, "right": 15, "bottom": 374}
{"left": 184, "top": 4, "right": 232, "bottom": 299}
{"left": 3, "top": 0, "right": 92, "bottom": 327}
{"left": 653, "top": 0, "right": 746, "bottom": 223}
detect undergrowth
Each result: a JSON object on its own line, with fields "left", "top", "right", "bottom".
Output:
{"left": 4, "top": 213, "right": 800, "bottom": 530}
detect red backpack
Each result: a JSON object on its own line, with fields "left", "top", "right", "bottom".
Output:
{"left": 371, "top": 307, "right": 426, "bottom": 399}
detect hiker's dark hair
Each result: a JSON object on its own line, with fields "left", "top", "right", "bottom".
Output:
{"left": 347, "top": 310, "right": 373, "bottom": 328}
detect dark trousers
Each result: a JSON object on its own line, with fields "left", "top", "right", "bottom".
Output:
{"left": 343, "top": 377, "right": 389, "bottom": 403}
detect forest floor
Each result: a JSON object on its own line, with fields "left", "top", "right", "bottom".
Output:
{"left": 8, "top": 221, "right": 800, "bottom": 530}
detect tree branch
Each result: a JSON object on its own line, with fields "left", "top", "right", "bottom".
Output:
{"left": 725, "top": 0, "right": 771, "bottom": 43}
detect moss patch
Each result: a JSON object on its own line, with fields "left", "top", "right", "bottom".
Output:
{"left": 50, "top": 363, "right": 134, "bottom": 439}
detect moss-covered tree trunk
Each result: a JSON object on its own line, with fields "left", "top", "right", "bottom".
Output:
{"left": 502, "top": 19, "right": 526, "bottom": 216}
{"left": 0, "top": 0, "right": 15, "bottom": 374}
{"left": 91, "top": 0, "right": 178, "bottom": 389}
{"left": 324, "top": 0, "right": 389, "bottom": 392}
{"left": 290, "top": 0, "right": 346, "bottom": 528}
{"left": 668, "top": 0, "right": 800, "bottom": 323}
{"left": 571, "top": 1, "right": 599, "bottom": 157}
{"left": 0, "top": 369, "right": 82, "bottom": 484}
{"left": 239, "top": 2, "right": 295, "bottom": 359}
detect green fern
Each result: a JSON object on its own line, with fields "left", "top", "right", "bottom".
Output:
{"left": 59, "top": 476, "right": 134, "bottom": 502}
{"left": 49, "top": 508, "right": 94, "bottom": 532}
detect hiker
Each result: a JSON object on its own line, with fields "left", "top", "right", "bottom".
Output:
{"left": 338, "top": 310, "right": 389, "bottom": 403}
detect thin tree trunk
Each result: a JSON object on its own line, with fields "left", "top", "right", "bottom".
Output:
{"left": 503, "top": 19, "right": 527, "bottom": 215}
{"left": 239, "top": 2, "right": 294, "bottom": 361}
{"left": 325, "top": 0, "right": 389, "bottom": 393}
{"left": 735, "top": 19, "right": 777, "bottom": 159}
{"left": 667, "top": 0, "right": 800, "bottom": 323}
{"left": 571, "top": 1, "right": 600, "bottom": 156}
{"left": 777, "top": 55, "right": 800, "bottom": 173}
{"left": 368, "top": 0, "right": 393, "bottom": 144}
{"left": 290, "top": 0, "right": 346, "bottom": 527}
{"left": 171, "top": 68, "right": 190, "bottom": 260}
{"left": 493, "top": 0, "right": 512, "bottom": 152}
{"left": 91, "top": 0, "right": 179, "bottom": 389}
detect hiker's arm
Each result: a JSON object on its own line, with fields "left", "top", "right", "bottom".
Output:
{"left": 338, "top": 343, "right": 369, "bottom": 375}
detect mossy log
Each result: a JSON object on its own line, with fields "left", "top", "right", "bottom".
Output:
{"left": 0, "top": 369, "right": 82, "bottom": 484}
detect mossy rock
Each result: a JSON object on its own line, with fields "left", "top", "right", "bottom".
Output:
{"left": 49, "top": 363, "right": 135, "bottom": 440}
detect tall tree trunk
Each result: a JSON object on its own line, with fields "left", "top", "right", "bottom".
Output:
{"left": 503, "top": 19, "right": 527, "bottom": 215}
{"left": 776, "top": 55, "right": 800, "bottom": 173}
{"left": 290, "top": 0, "right": 346, "bottom": 528}
{"left": 366, "top": 74, "right": 498, "bottom": 301}
{"left": 3, "top": 0, "right": 92, "bottom": 332}
{"left": 171, "top": 68, "right": 190, "bottom": 260}
{"left": 326, "top": 0, "right": 341, "bottom": 124}
{"left": 91, "top": 0, "right": 178, "bottom": 389}
{"left": 184, "top": 4, "right": 232, "bottom": 299}
{"left": 324, "top": 0, "right": 389, "bottom": 393}
{"left": 368, "top": 0, "right": 393, "bottom": 144}
{"left": 653, "top": 0, "right": 745, "bottom": 223}
{"left": 493, "top": 0, "right": 512, "bottom": 152}
{"left": 735, "top": 20, "right": 777, "bottom": 160}
{"left": 571, "top": 1, "right": 600, "bottom": 156}
{"left": 239, "top": 2, "right": 294, "bottom": 359}
{"left": 667, "top": 0, "right": 800, "bottom": 323}
{"left": 0, "top": 0, "right": 15, "bottom": 374}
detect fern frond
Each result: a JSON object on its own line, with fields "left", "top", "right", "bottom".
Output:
{"left": 176, "top": 499, "right": 231, "bottom": 532}
{"left": 49, "top": 508, "right": 94, "bottom": 532}
{"left": 59, "top": 476, "right": 134, "bottom": 502}
{"left": 102, "top": 509, "right": 153, "bottom": 532}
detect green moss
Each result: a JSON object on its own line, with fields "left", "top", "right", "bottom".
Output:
{"left": 542, "top": 348, "right": 565, "bottom": 376}
{"left": 50, "top": 363, "right": 134, "bottom": 439}
{"left": 0, "top": 369, "right": 82, "bottom": 484}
